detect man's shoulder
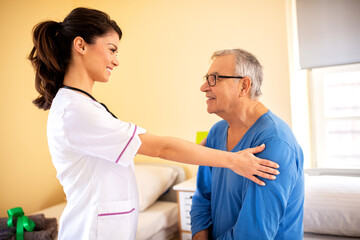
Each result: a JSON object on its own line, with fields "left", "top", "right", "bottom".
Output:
{"left": 212, "top": 119, "right": 228, "bottom": 129}
{"left": 256, "top": 111, "right": 304, "bottom": 168}
{"left": 206, "top": 120, "right": 228, "bottom": 148}
{"left": 208, "top": 120, "right": 228, "bottom": 136}
{"left": 257, "top": 111, "right": 295, "bottom": 140}
{"left": 255, "top": 111, "right": 303, "bottom": 156}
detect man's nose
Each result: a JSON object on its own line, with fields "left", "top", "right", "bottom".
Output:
{"left": 200, "top": 81, "right": 210, "bottom": 92}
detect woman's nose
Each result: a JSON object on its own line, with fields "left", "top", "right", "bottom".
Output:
{"left": 113, "top": 56, "right": 119, "bottom": 67}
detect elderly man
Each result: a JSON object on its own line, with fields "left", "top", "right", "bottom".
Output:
{"left": 190, "top": 49, "right": 304, "bottom": 239}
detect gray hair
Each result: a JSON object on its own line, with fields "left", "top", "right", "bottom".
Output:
{"left": 211, "top": 49, "right": 263, "bottom": 99}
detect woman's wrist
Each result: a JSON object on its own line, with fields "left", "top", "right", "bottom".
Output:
{"left": 223, "top": 152, "right": 235, "bottom": 170}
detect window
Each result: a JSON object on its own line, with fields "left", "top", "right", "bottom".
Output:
{"left": 309, "top": 65, "right": 360, "bottom": 168}
{"left": 287, "top": 0, "right": 360, "bottom": 169}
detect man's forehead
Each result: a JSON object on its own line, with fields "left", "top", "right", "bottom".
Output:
{"left": 208, "top": 55, "right": 236, "bottom": 74}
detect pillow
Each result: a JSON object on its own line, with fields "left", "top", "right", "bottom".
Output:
{"left": 135, "top": 164, "right": 178, "bottom": 211}
{"left": 304, "top": 174, "right": 360, "bottom": 237}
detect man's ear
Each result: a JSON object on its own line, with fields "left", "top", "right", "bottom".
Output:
{"left": 73, "top": 36, "right": 86, "bottom": 55}
{"left": 239, "top": 77, "right": 252, "bottom": 96}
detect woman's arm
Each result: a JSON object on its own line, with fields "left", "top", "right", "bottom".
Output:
{"left": 198, "top": 137, "right": 207, "bottom": 146}
{"left": 138, "top": 133, "right": 279, "bottom": 186}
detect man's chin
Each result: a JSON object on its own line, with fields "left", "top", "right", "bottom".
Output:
{"left": 206, "top": 107, "right": 215, "bottom": 114}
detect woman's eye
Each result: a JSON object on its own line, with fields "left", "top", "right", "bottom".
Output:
{"left": 110, "top": 49, "right": 116, "bottom": 53}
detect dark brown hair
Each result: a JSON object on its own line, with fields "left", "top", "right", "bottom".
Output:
{"left": 29, "top": 7, "right": 122, "bottom": 110}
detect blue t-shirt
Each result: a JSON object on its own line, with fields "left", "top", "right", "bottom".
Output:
{"left": 190, "top": 110, "right": 304, "bottom": 239}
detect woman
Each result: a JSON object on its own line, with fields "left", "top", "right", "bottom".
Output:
{"left": 29, "top": 7, "right": 279, "bottom": 240}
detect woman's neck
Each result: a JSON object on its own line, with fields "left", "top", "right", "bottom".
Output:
{"left": 63, "top": 66, "right": 94, "bottom": 95}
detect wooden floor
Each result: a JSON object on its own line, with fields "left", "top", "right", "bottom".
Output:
{"left": 169, "top": 231, "right": 180, "bottom": 240}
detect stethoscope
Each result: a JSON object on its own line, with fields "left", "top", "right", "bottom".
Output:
{"left": 62, "top": 85, "right": 118, "bottom": 119}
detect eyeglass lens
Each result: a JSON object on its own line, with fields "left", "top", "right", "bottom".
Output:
{"left": 206, "top": 75, "right": 216, "bottom": 86}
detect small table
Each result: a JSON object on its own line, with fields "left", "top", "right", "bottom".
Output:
{"left": 173, "top": 177, "right": 197, "bottom": 240}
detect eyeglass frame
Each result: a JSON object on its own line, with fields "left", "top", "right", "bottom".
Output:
{"left": 203, "top": 74, "right": 245, "bottom": 87}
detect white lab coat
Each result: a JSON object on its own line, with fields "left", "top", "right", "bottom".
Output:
{"left": 47, "top": 89, "right": 146, "bottom": 240}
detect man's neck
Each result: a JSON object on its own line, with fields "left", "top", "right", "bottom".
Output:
{"left": 224, "top": 100, "right": 268, "bottom": 131}
{"left": 222, "top": 100, "right": 268, "bottom": 151}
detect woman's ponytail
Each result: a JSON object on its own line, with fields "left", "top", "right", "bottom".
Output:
{"left": 29, "top": 21, "right": 64, "bottom": 110}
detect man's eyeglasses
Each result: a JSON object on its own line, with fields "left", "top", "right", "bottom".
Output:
{"left": 203, "top": 74, "right": 245, "bottom": 87}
